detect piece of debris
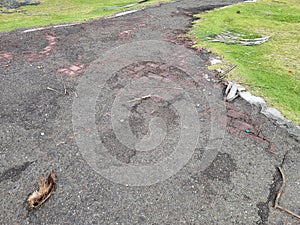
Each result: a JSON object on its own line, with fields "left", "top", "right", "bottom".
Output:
{"left": 216, "top": 68, "right": 224, "bottom": 74}
{"left": 46, "top": 86, "right": 62, "bottom": 94}
{"left": 224, "top": 81, "right": 270, "bottom": 102}
{"left": 221, "top": 64, "right": 237, "bottom": 78}
{"left": 275, "top": 166, "right": 300, "bottom": 220}
{"left": 208, "top": 31, "right": 270, "bottom": 46}
{"left": 216, "top": 64, "right": 237, "bottom": 79}
{"left": 209, "top": 57, "right": 222, "bottom": 65}
{"left": 113, "top": 10, "right": 138, "bottom": 17}
{"left": 127, "top": 94, "right": 152, "bottom": 103}
{"left": 47, "top": 86, "right": 78, "bottom": 97}
{"left": 28, "top": 170, "right": 56, "bottom": 208}
{"left": 224, "top": 81, "right": 245, "bottom": 101}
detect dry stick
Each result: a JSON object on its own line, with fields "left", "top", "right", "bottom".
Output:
{"left": 69, "top": 87, "right": 78, "bottom": 98}
{"left": 127, "top": 94, "right": 152, "bottom": 103}
{"left": 59, "top": 76, "right": 68, "bottom": 95}
{"left": 63, "top": 81, "right": 67, "bottom": 95}
{"left": 237, "top": 82, "right": 271, "bottom": 89}
{"left": 275, "top": 166, "right": 286, "bottom": 208}
{"left": 275, "top": 166, "right": 300, "bottom": 220}
{"left": 221, "top": 64, "right": 237, "bottom": 78}
{"left": 46, "top": 87, "right": 61, "bottom": 94}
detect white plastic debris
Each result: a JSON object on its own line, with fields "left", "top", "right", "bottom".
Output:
{"left": 210, "top": 57, "right": 222, "bottom": 65}
{"left": 113, "top": 10, "right": 138, "bottom": 17}
{"left": 225, "top": 81, "right": 245, "bottom": 101}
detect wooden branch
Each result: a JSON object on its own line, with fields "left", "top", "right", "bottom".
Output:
{"left": 221, "top": 64, "right": 237, "bottom": 78}
{"left": 274, "top": 166, "right": 300, "bottom": 220}
{"left": 275, "top": 166, "right": 286, "bottom": 208}
{"left": 127, "top": 94, "right": 152, "bottom": 103}
{"left": 237, "top": 82, "right": 271, "bottom": 89}
{"left": 276, "top": 205, "right": 300, "bottom": 221}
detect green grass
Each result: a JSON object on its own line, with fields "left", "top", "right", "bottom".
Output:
{"left": 0, "top": 0, "right": 168, "bottom": 32}
{"left": 191, "top": 0, "right": 300, "bottom": 123}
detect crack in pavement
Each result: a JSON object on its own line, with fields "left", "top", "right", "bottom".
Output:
{"left": 256, "top": 151, "right": 290, "bottom": 225}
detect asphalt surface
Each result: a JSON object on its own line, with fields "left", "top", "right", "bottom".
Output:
{"left": 0, "top": 0, "right": 299, "bottom": 224}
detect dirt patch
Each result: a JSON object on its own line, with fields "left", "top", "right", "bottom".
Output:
{"left": 57, "top": 63, "right": 85, "bottom": 77}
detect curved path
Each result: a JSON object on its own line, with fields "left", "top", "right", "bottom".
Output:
{"left": 0, "top": 0, "right": 299, "bottom": 224}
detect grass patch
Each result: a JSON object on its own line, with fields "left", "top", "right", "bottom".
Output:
{"left": 191, "top": 0, "right": 300, "bottom": 123}
{"left": 0, "top": 0, "right": 168, "bottom": 32}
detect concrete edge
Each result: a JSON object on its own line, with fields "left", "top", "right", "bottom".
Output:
{"left": 236, "top": 85, "right": 300, "bottom": 141}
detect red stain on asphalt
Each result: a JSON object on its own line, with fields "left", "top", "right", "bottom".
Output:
{"left": 39, "top": 34, "right": 57, "bottom": 55}
{"left": 119, "top": 23, "right": 147, "bottom": 39}
{"left": 0, "top": 51, "right": 13, "bottom": 61}
{"left": 58, "top": 63, "right": 85, "bottom": 77}
{"left": 119, "top": 29, "right": 133, "bottom": 37}
{"left": 69, "top": 65, "right": 82, "bottom": 72}
{"left": 27, "top": 33, "right": 57, "bottom": 62}
{"left": 226, "top": 104, "right": 276, "bottom": 156}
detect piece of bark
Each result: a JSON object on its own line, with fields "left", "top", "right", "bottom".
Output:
{"left": 28, "top": 170, "right": 56, "bottom": 208}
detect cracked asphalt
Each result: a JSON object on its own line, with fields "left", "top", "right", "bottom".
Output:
{"left": 0, "top": 0, "right": 299, "bottom": 224}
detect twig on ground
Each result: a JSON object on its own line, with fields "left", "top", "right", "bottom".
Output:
{"left": 275, "top": 166, "right": 300, "bottom": 220}
{"left": 56, "top": 141, "right": 66, "bottom": 147}
{"left": 47, "top": 82, "right": 78, "bottom": 97}
{"left": 128, "top": 94, "right": 152, "bottom": 103}
{"left": 237, "top": 82, "right": 271, "bottom": 89}
{"left": 46, "top": 87, "right": 61, "bottom": 94}
{"left": 62, "top": 80, "right": 67, "bottom": 95}
{"left": 59, "top": 75, "right": 69, "bottom": 95}
{"left": 220, "top": 64, "right": 237, "bottom": 78}
{"left": 275, "top": 166, "right": 286, "bottom": 208}
{"left": 69, "top": 88, "right": 78, "bottom": 98}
